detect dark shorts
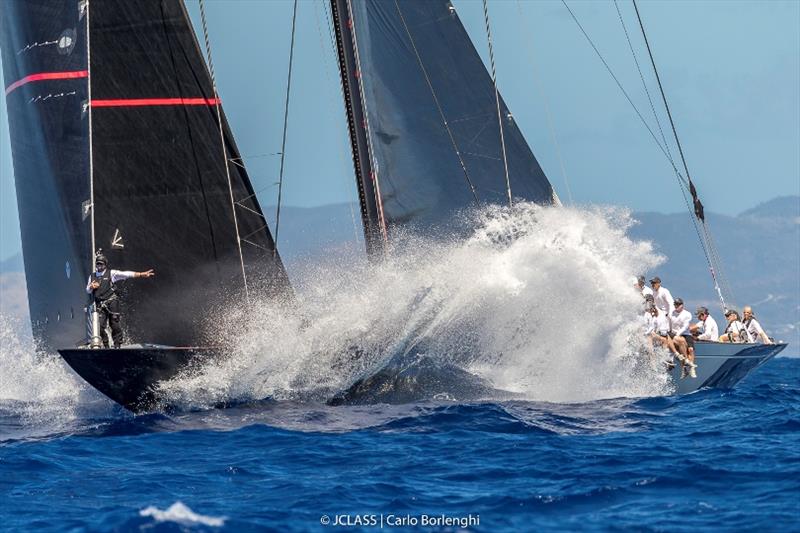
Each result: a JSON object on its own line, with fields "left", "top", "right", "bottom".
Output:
{"left": 682, "top": 333, "right": 695, "bottom": 349}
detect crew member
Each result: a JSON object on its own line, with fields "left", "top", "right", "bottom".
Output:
{"left": 650, "top": 277, "right": 675, "bottom": 315}
{"left": 86, "top": 252, "right": 155, "bottom": 348}
{"left": 645, "top": 305, "right": 680, "bottom": 367}
{"left": 635, "top": 275, "right": 654, "bottom": 299}
{"left": 719, "top": 309, "right": 750, "bottom": 343}
{"left": 669, "top": 297, "right": 697, "bottom": 378}
{"left": 691, "top": 306, "right": 719, "bottom": 342}
{"left": 742, "top": 306, "right": 772, "bottom": 344}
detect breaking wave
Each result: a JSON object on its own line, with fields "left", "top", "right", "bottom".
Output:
{"left": 139, "top": 502, "right": 225, "bottom": 527}
{"left": 161, "top": 203, "right": 674, "bottom": 408}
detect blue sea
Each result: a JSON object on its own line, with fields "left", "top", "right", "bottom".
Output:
{"left": 1, "top": 356, "right": 798, "bottom": 532}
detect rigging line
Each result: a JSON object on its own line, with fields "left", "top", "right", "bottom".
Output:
{"left": 234, "top": 181, "right": 279, "bottom": 207}
{"left": 560, "top": 0, "right": 684, "bottom": 183}
{"left": 632, "top": 0, "right": 695, "bottom": 198}
{"left": 229, "top": 152, "right": 282, "bottom": 161}
{"left": 86, "top": 0, "right": 96, "bottom": 267}
{"left": 393, "top": 0, "right": 479, "bottom": 204}
{"left": 482, "top": 0, "right": 512, "bottom": 207}
{"left": 632, "top": 0, "right": 729, "bottom": 308}
{"left": 316, "top": 0, "right": 361, "bottom": 245}
{"left": 198, "top": 0, "right": 249, "bottom": 300}
{"left": 274, "top": 0, "right": 299, "bottom": 256}
{"left": 515, "top": 0, "right": 573, "bottom": 205}
{"left": 703, "top": 219, "right": 735, "bottom": 304}
{"left": 563, "top": 0, "right": 723, "bottom": 307}
{"left": 613, "top": 0, "right": 673, "bottom": 163}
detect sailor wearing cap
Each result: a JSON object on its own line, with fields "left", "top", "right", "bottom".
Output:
{"left": 649, "top": 276, "right": 675, "bottom": 315}
{"left": 691, "top": 306, "right": 719, "bottom": 342}
{"left": 719, "top": 309, "right": 751, "bottom": 343}
{"left": 635, "top": 275, "right": 654, "bottom": 299}
{"left": 669, "top": 297, "right": 697, "bottom": 378}
{"left": 86, "top": 250, "right": 155, "bottom": 348}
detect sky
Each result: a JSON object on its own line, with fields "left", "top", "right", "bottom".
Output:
{"left": 1, "top": 0, "right": 798, "bottom": 261}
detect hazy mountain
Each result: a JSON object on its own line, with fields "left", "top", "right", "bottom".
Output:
{"left": 2, "top": 196, "right": 798, "bottom": 348}
{"left": 0, "top": 251, "right": 23, "bottom": 273}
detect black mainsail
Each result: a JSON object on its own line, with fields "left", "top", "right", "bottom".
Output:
{"left": 1, "top": 0, "right": 289, "bottom": 354}
{"left": 1, "top": 1, "right": 92, "bottom": 351}
{"left": 332, "top": 0, "right": 557, "bottom": 254}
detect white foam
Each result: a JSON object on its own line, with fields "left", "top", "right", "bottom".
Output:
{"left": 139, "top": 502, "right": 225, "bottom": 527}
{"left": 0, "top": 314, "right": 91, "bottom": 426}
{"left": 161, "top": 203, "right": 673, "bottom": 407}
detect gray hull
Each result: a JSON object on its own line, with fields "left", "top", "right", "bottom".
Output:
{"left": 670, "top": 341, "right": 787, "bottom": 394}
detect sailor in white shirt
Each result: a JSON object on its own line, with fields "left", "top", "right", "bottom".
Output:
{"left": 742, "top": 306, "right": 772, "bottom": 344}
{"left": 635, "top": 275, "right": 654, "bottom": 299}
{"left": 668, "top": 298, "right": 697, "bottom": 378}
{"left": 649, "top": 276, "right": 674, "bottom": 315}
{"left": 645, "top": 305, "right": 680, "bottom": 359}
{"left": 690, "top": 306, "right": 719, "bottom": 342}
{"left": 720, "top": 309, "right": 751, "bottom": 343}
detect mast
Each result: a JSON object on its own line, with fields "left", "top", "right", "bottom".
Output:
{"left": 330, "top": 0, "right": 385, "bottom": 257}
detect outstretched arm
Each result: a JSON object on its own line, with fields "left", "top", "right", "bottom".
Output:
{"left": 111, "top": 269, "right": 155, "bottom": 282}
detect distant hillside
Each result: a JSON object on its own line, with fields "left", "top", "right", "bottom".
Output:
{"left": 739, "top": 196, "right": 800, "bottom": 220}
{"left": 2, "top": 197, "right": 798, "bottom": 348}
{"left": 0, "top": 251, "right": 23, "bottom": 273}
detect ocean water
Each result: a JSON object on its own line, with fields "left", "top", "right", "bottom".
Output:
{"left": 2, "top": 204, "right": 798, "bottom": 531}
{"left": 1, "top": 358, "right": 798, "bottom": 532}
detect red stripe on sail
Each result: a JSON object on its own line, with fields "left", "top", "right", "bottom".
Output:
{"left": 90, "top": 97, "right": 220, "bottom": 107}
{"left": 4, "top": 70, "right": 89, "bottom": 95}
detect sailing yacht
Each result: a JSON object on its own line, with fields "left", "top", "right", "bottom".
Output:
{"left": 0, "top": 0, "right": 785, "bottom": 412}
{"left": 0, "top": 0, "right": 291, "bottom": 410}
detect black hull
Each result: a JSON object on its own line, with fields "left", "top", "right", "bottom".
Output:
{"left": 59, "top": 346, "right": 218, "bottom": 413}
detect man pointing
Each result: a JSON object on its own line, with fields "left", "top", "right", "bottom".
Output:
{"left": 86, "top": 252, "right": 155, "bottom": 348}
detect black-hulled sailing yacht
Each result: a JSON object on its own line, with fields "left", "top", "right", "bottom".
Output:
{"left": 1, "top": 0, "right": 290, "bottom": 411}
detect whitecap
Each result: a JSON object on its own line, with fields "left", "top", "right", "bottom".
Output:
{"left": 139, "top": 501, "right": 225, "bottom": 527}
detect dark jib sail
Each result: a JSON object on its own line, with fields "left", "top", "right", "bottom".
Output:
{"left": 332, "top": 0, "right": 557, "bottom": 252}
{"left": 1, "top": 0, "right": 290, "bottom": 353}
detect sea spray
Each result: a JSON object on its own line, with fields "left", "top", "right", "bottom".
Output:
{"left": 160, "top": 203, "right": 673, "bottom": 408}
{"left": 0, "top": 314, "right": 114, "bottom": 433}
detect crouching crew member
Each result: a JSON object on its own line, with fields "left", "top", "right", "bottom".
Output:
{"left": 669, "top": 297, "right": 697, "bottom": 378}
{"left": 691, "top": 306, "right": 719, "bottom": 342}
{"left": 742, "top": 306, "right": 773, "bottom": 345}
{"left": 86, "top": 252, "right": 155, "bottom": 348}
{"left": 719, "top": 309, "right": 750, "bottom": 343}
